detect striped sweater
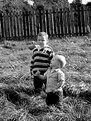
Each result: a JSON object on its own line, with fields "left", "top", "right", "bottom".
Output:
{"left": 30, "top": 46, "right": 53, "bottom": 75}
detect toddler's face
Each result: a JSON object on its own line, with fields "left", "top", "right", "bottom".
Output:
{"left": 37, "top": 36, "right": 46, "bottom": 47}
{"left": 50, "top": 56, "right": 58, "bottom": 68}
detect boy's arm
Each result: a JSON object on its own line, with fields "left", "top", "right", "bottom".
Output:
{"left": 30, "top": 46, "right": 38, "bottom": 75}
{"left": 35, "top": 71, "right": 47, "bottom": 80}
{"left": 49, "top": 47, "right": 54, "bottom": 60}
{"left": 30, "top": 57, "right": 34, "bottom": 75}
{"left": 44, "top": 46, "right": 54, "bottom": 59}
{"left": 30, "top": 47, "right": 36, "bottom": 76}
{"left": 38, "top": 74, "right": 47, "bottom": 80}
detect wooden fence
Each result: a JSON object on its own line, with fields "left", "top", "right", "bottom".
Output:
{"left": 0, "top": 6, "right": 90, "bottom": 40}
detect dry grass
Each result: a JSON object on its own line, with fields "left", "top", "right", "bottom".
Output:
{"left": 0, "top": 36, "right": 91, "bottom": 120}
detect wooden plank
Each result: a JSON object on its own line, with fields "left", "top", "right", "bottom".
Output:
{"left": 16, "top": 12, "right": 20, "bottom": 39}
{"left": 49, "top": 9, "right": 53, "bottom": 37}
{"left": 26, "top": 11, "right": 29, "bottom": 37}
{"left": 84, "top": 6, "right": 90, "bottom": 34}
{"left": 82, "top": 6, "right": 86, "bottom": 35}
{"left": 44, "top": 10, "right": 47, "bottom": 33}
{"left": 32, "top": 10, "right": 36, "bottom": 37}
{"left": 19, "top": 12, "right": 23, "bottom": 38}
{"left": 0, "top": 12, "right": 4, "bottom": 38}
{"left": 74, "top": 7, "right": 78, "bottom": 36}
{"left": 63, "top": 8, "right": 67, "bottom": 36}
{"left": 48, "top": 9, "right": 52, "bottom": 37}
{"left": 4, "top": 14, "right": 7, "bottom": 39}
{"left": 22, "top": 12, "right": 26, "bottom": 37}
{"left": 41, "top": 9, "right": 44, "bottom": 32}
{"left": 60, "top": 9, "right": 64, "bottom": 36}
{"left": 33, "top": 10, "right": 37, "bottom": 36}
{"left": 8, "top": 13, "right": 11, "bottom": 39}
{"left": 67, "top": 8, "right": 71, "bottom": 36}
{"left": 42, "top": 10, "right": 46, "bottom": 32}
{"left": 53, "top": 9, "right": 57, "bottom": 36}
{"left": 45, "top": 10, "right": 50, "bottom": 36}
{"left": 9, "top": 12, "right": 13, "bottom": 39}
{"left": 40, "top": 9, "right": 42, "bottom": 32}
{"left": 31, "top": 12, "right": 34, "bottom": 36}
{"left": 76, "top": 6, "right": 81, "bottom": 36}
{"left": 51, "top": 9, "right": 54, "bottom": 36}
{"left": 29, "top": 11, "right": 33, "bottom": 37}
{"left": 5, "top": 14, "right": 9, "bottom": 39}
{"left": 13, "top": 13, "right": 17, "bottom": 39}
{"left": 56, "top": 9, "right": 61, "bottom": 38}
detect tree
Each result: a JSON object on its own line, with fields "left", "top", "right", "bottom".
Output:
{"left": 2, "top": 0, "right": 33, "bottom": 13}
{"left": 86, "top": 2, "right": 91, "bottom": 7}
{"left": 71, "top": 0, "right": 82, "bottom": 8}
{"left": 73, "top": 0, "right": 82, "bottom": 4}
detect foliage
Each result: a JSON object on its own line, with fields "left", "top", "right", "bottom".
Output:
{"left": 73, "top": 0, "right": 82, "bottom": 4}
{"left": 2, "top": 0, "right": 32, "bottom": 13}
{"left": 71, "top": 0, "right": 82, "bottom": 8}
{"left": 86, "top": 2, "right": 91, "bottom": 7}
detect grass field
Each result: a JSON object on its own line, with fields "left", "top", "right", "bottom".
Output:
{"left": 0, "top": 36, "right": 91, "bottom": 121}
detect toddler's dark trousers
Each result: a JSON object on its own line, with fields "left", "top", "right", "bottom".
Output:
{"left": 46, "top": 91, "right": 62, "bottom": 106}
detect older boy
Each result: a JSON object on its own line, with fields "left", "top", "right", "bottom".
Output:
{"left": 30, "top": 32, "right": 54, "bottom": 95}
{"left": 35, "top": 54, "right": 66, "bottom": 108}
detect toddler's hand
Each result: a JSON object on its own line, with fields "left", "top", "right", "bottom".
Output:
{"left": 56, "top": 87, "right": 63, "bottom": 92}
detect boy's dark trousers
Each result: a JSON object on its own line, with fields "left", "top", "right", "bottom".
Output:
{"left": 33, "top": 74, "right": 46, "bottom": 95}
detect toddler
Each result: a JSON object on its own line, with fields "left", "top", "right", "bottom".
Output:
{"left": 35, "top": 54, "right": 66, "bottom": 108}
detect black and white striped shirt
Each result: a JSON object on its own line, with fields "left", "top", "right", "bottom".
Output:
{"left": 30, "top": 46, "right": 53, "bottom": 75}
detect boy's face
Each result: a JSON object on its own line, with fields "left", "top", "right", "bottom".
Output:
{"left": 50, "top": 56, "right": 58, "bottom": 68}
{"left": 37, "top": 36, "right": 46, "bottom": 47}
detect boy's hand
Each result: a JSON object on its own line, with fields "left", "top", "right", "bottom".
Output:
{"left": 35, "top": 70, "right": 40, "bottom": 77}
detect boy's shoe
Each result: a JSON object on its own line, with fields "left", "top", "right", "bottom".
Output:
{"left": 34, "top": 88, "right": 41, "bottom": 96}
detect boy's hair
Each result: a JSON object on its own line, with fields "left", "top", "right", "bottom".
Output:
{"left": 37, "top": 32, "right": 48, "bottom": 43}
{"left": 56, "top": 55, "right": 66, "bottom": 68}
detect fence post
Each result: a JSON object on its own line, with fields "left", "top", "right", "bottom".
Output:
{"left": 45, "top": 10, "right": 50, "bottom": 36}
{"left": 77, "top": 5, "right": 82, "bottom": 36}
{"left": 74, "top": 6, "right": 79, "bottom": 36}
{"left": 60, "top": 9, "right": 64, "bottom": 36}
{"left": 26, "top": 11, "right": 29, "bottom": 37}
{"left": 23, "top": 11, "right": 26, "bottom": 38}
{"left": 15, "top": 12, "right": 19, "bottom": 39}
{"left": 53, "top": 9, "right": 57, "bottom": 37}
{"left": 0, "top": 11, "right": 4, "bottom": 39}
{"left": 29, "top": 11, "right": 33, "bottom": 37}
{"left": 56, "top": 9, "right": 61, "bottom": 38}
{"left": 67, "top": 8, "right": 71, "bottom": 36}
{"left": 50, "top": 9, "right": 54, "bottom": 37}
{"left": 81, "top": 6, "right": 85, "bottom": 35}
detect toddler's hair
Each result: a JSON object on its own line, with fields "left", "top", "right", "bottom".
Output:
{"left": 56, "top": 55, "right": 66, "bottom": 68}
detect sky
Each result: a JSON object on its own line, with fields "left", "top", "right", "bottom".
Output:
{"left": 68, "top": 0, "right": 91, "bottom": 4}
